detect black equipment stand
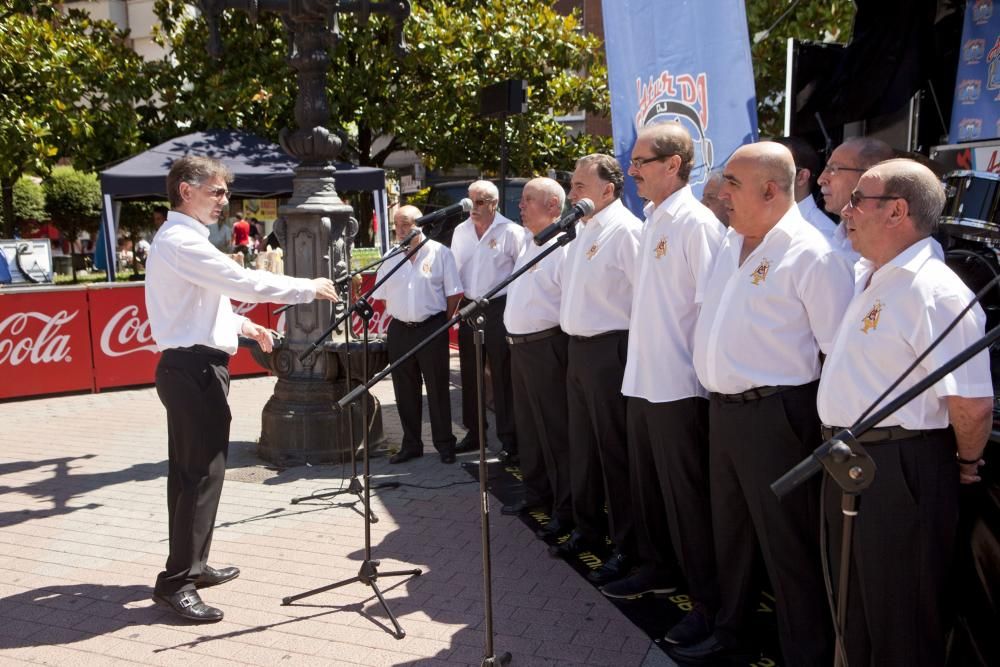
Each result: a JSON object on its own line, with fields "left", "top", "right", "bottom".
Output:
{"left": 772, "top": 320, "right": 1000, "bottom": 666}
{"left": 289, "top": 276, "right": 378, "bottom": 524}
{"left": 339, "top": 225, "right": 577, "bottom": 666}
{"left": 282, "top": 301, "right": 422, "bottom": 638}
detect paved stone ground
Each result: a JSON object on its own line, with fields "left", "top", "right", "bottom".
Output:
{"left": 0, "top": 353, "right": 676, "bottom": 666}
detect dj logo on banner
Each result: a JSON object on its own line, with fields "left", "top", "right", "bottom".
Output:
{"left": 950, "top": 0, "right": 1000, "bottom": 143}
{"left": 601, "top": 0, "right": 758, "bottom": 215}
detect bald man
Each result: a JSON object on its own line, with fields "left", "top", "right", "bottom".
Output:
{"left": 374, "top": 205, "right": 464, "bottom": 464}
{"left": 818, "top": 159, "right": 992, "bottom": 666}
{"left": 817, "top": 136, "right": 894, "bottom": 260}
{"left": 677, "top": 142, "right": 854, "bottom": 666}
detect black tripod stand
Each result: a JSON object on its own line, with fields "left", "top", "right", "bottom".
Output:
{"left": 339, "top": 226, "right": 577, "bottom": 665}
{"left": 773, "top": 321, "right": 1000, "bottom": 666}
{"left": 282, "top": 300, "right": 422, "bottom": 638}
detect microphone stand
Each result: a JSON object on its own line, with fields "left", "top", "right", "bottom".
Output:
{"left": 772, "top": 321, "right": 1000, "bottom": 667}
{"left": 339, "top": 224, "right": 579, "bottom": 667}
{"left": 282, "top": 230, "right": 444, "bottom": 638}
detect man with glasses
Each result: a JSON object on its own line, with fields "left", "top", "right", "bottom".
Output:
{"left": 700, "top": 170, "right": 729, "bottom": 226}
{"left": 601, "top": 123, "right": 725, "bottom": 647}
{"left": 817, "top": 136, "right": 894, "bottom": 260}
{"left": 677, "top": 142, "right": 853, "bottom": 665}
{"left": 551, "top": 154, "right": 641, "bottom": 588}
{"left": 774, "top": 136, "right": 836, "bottom": 239}
{"left": 145, "top": 156, "right": 339, "bottom": 623}
{"left": 451, "top": 180, "right": 525, "bottom": 462}
{"left": 817, "top": 158, "right": 992, "bottom": 666}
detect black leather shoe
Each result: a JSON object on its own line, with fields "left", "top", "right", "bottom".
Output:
{"left": 439, "top": 451, "right": 456, "bottom": 464}
{"left": 599, "top": 566, "right": 676, "bottom": 599}
{"left": 500, "top": 499, "right": 544, "bottom": 516}
{"left": 549, "top": 530, "right": 604, "bottom": 558}
{"left": 389, "top": 450, "right": 422, "bottom": 464}
{"left": 195, "top": 564, "right": 240, "bottom": 588}
{"left": 667, "top": 634, "right": 733, "bottom": 664}
{"left": 496, "top": 449, "right": 519, "bottom": 466}
{"left": 536, "top": 518, "right": 574, "bottom": 541}
{"left": 586, "top": 551, "right": 631, "bottom": 585}
{"left": 455, "top": 433, "right": 478, "bottom": 453}
{"left": 152, "top": 589, "right": 223, "bottom": 623}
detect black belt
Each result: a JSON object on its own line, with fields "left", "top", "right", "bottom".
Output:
{"left": 568, "top": 329, "right": 627, "bottom": 342}
{"left": 711, "top": 385, "right": 794, "bottom": 404}
{"left": 460, "top": 295, "right": 506, "bottom": 307}
{"left": 506, "top": 326, "right": 562, "bottom": 345}
{"left": 162, "top": 345, "right": 229, "bottom": 365}
{"left": 821, "top": 425, "right": 933, "bottom": 443}
{"left": 392, "top": 312, "right": 444, "bottom": 328}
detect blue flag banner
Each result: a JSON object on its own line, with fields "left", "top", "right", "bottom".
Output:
{"left": 601, "top": 0, "right": 759, "bottom": 215}
{"left": 949, "top": 0, "right": 1000, "bottom": 143}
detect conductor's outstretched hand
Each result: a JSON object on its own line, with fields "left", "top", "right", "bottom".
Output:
{"left": 312, "top": 277, "right": 339, "bottom": 301}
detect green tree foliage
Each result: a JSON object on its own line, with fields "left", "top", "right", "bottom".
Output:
{"left": 150, "top": 0, "right": 609, "bottom": 175}
{"left": 0, "top": 1, "right": 152, "bottom": 236}
{"left": 12, "top": 176, "right": 46, "bottom": 225}
{"left": 43, "top": 165, "right": 101, "bottom": 281}
{"left": 746, "top": 0, "right": 857, "bottom": 137}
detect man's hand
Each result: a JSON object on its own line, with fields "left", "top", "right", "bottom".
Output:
{"left": 312, "top": 277, "right": 340, "bottom": 301}
{"left": 241, "top": 320, "right": 275, "bottom": 353}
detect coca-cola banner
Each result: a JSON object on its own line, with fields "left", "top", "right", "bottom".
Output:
{"left": 88, "top": 283, "right": 272, "bottom": 391}
{"left": 0, "top": 286, "right": 94, "bottom": 399}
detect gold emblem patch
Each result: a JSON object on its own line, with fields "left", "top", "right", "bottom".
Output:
{"left": 421, "top": 260, "right": 432, "bottom": 276}
{"left": 488, "top": 238, "right": 498, "bottom": 250}
{"left": 586, "top": 243, "right": 599, "bottom": 259}
{"left": 750, "top": 258, "right": 771, "bottom": 285}
{"left": 861, "top": 300, "right": 883, "bottom": 334}
{"left": 654, "top": 236, "right": 668, "bottom": 259}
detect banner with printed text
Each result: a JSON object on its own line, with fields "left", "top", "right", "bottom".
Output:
{"left": 950, "top": 0, "right": 1000, "bottom": 143}
{"left": 601, "top": 0, "right": 759, "bottom": 214}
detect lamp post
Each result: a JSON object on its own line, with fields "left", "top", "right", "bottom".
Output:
{"left": 199, "top": 0, "right": 410, "bottom": 464}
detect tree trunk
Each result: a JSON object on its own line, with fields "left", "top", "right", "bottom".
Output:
{"left": 1, "top": 174, "right": 16, "bottom": 238}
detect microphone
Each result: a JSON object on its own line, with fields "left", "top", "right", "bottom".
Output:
{"left": 533, "top": 198, "right": 594, "bottom": 246}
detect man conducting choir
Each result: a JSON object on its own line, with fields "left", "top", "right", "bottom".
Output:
{"left": 817, "top": 158, "right": 992, "bottom": 666}
{"left": 145, "top": 156, "right": 339, "bottom": 623}
{"left": 374, "top": 205, "right": 464, "bottom": 465}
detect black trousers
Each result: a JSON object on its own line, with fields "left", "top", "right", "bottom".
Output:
{"left": 387, "top": 312, "right": 456, "bottom": 456}
{"left": 458, "top": 296, "right": 516, "bottom": 450}
{"left": 709, "top": 382, "right": 832, "bottom": 667}
{"left": 566, "top": 331, "right": 633, "bottom": 552}
{"left": 509, "top": 330, "right": 571, "bottom": 517}
{"left": 154, "top": 347, "right": 231, "bottom": 596}
{"left": 627, "top": 396, "right": 719, "bottom": 609}
{"left": 824, "top": 430, "right": 958, "bottom": 667}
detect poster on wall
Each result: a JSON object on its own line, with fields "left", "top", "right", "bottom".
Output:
{"left": 950, "top": 0, "right": 1000, "bottom": 143}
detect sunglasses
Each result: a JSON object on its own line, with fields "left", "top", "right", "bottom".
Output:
{"left": 199, "top": 184, "right": 230, "bottom": 199}
{"left": 848, "top": 191, "right": 901, "bottom": 209}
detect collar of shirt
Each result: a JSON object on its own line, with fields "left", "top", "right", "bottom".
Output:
{"left": 854, "top": 236, "right": 943, "bottom": 292}
{"left": 642, "top": 184, "right": 690, "bottom": 223}
{"left": 165, "top": 210, "right": 211, "bottom": 238}
{"left": 588, "top": 198, "right": 627, "bottom": 229}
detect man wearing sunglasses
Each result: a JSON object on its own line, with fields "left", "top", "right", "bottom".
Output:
{"left": 817, "top": 158, "right": 992, "bottom": 667}
{"left": 145, "top": 156, "right": 339, "bottom": 623}
{"left": 817, "top": 136, "right": 894, "bottom": 261}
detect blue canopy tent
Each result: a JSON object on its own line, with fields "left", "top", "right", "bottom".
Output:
{"left": 97, "top": 130, "right": 389, "bottom": 278}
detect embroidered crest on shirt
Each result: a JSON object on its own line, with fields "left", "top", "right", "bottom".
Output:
{"left": 488, "top": 238, "right": 498, "bottom": 250}
{"left": 861, "top": 300, "right": 884, "bottom": 334}
{"left": 654, "top": 237, "right": 668, "bottom": 259}
{"left": 586, "top": 243, "right": 599, "bottom": 259}
{"left": 750, "top": 258, "right": 771, "bottom": 285}
{"left": 421, "top": 260, "right": 432, "bottom": 276}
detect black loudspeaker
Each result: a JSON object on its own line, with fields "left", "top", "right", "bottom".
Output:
{"left": 479, "top": 80, "right": 527, "bottom": 118}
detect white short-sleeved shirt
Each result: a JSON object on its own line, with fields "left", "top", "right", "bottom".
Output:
{"left": 622, "top": 186, "right": 724, "bottom": 402}
{"left": 693, "top": 206, "right": 854, "bottom": 394}
{"left": 372, "top": 237, "right": 462, "bottom": 323}
{"left": 450, "top": 213, "right": 525, "bottom": 299}
{"left": 798, "top": 195, "right": 838, "bottom": 240}
{"left": 817, "top": 237, "right": 993, "bottom": 429}
{"left": 145, "top": 211, "right": 317, "bottom": 355}
{"left": 503, "top": 233, "right": 566, "bottom": 335}
{"left": 559, "top": 199, "right": 642, "bottom": 336}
